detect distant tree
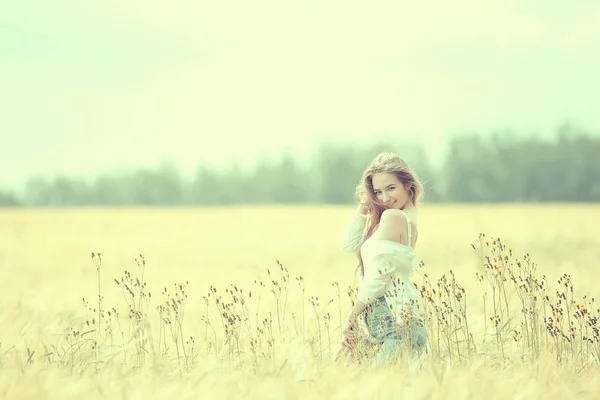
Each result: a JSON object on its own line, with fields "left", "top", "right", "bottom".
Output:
{"left": 9, "top": 126, "right": 600, "bottom": 206}
{"left": 129, "top": 162, "right": 184, "bottom": 206}
{"left": 190, "top": 165, "right": 229, "bottom": 205}
{"left": 312, "top": 143, "right": 364, "bottom": 204}
{"left": 268, "top": 152, "right": 310, "bottom": 204}
{"left": 23, "top": 176, "right": 91, "bottom": 206}
{"left": 91, "top": 174, "right": 132, "bottom": 205}
{"left": 0, "top": 189, "right": 21, "bottom": 206}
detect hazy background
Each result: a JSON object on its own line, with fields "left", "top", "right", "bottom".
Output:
{"left": 1, "top": 0, "right": 599, "bottom": 203}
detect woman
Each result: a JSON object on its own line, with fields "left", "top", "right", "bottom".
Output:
{"left": 340, "top": 152, "right": 427, "bottom": 367}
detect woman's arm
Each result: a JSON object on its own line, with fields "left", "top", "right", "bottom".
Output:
{"left": 345, "top": 209, "right": 407, "bottom": 322}
{"left": 341, "top": 205, "right": 368, "bottom": 252}
{"left": 344, "top": 267, "right": 391, "bottom": 338}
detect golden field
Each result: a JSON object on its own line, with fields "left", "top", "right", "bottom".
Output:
{"left": 1, "top": 204, "right": 600, "bottom": 399}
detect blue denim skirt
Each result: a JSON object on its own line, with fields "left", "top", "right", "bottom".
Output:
{"left": 363, "top": 296, "right": 427, "bottom": 366}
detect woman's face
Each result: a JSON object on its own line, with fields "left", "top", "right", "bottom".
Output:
{"left": 371, "top": 172, "right": 411, "bottom": 210}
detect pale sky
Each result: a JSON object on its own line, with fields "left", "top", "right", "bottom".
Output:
{"left": 1, "top": 0, "right": 599, "bottom": 190}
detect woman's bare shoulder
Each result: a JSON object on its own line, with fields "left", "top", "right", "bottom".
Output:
{"left": 378, "top": 209, "right": 410, "bottom": 242}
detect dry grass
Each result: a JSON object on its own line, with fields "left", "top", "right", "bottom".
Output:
{"left": 1, "top": 204, "right": 600, "bottom": 399}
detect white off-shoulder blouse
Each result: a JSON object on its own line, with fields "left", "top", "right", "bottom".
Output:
{"left": 341, "top": 210, "right": 422, "bottom": 326}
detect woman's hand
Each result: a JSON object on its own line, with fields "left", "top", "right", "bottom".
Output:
{"left": 357, "top": 203, "right": 368, "bottom": 216}
{"left": 354, "top": 188, "right": 368, "bottom": 215}
{"left": 342, "top": 314, "right": 358, "bottom": 348}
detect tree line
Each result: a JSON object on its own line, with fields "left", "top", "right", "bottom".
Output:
{"left": 2, "top": 127, "right": 598, "bottom": 207}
